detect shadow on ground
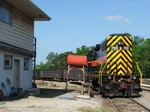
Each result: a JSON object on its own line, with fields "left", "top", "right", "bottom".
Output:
{"left": 35, "top": 88, "right": 74, "bottom": 98}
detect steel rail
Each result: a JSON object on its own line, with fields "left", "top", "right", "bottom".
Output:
{"left": 129, "top": 97, "right": 150, "bottom": 112}
{"left": 107, "top": 97, "right": 119, "bottom": 112}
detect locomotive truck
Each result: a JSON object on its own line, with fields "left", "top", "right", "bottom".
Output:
{"left": 87, "top": 34, "right": 142, "bottom": 97}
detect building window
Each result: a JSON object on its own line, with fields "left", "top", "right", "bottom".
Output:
{"left": 24, "top": 58, "right": 29, "bottom": 70}
{"left": 4, "top": 55, "right": 12, "bottom": 69}
{"left": 0, "top": 0, "right": 12, "bottom": 24}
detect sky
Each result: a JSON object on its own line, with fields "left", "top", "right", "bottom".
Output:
{"left": 32, "top": 0, "right": 150, "bottom": 64}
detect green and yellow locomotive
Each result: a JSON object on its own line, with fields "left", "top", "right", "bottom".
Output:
{"left": 87, "top": 34, "right": 142, "bottom": 97}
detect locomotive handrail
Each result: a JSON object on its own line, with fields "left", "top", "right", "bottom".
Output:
{"left": 98, "top": 62, "right": 102, "bottom": 85}
{"left": 135, "top": 62, "right": 143, "bottom": 84}
{"left": 98, "top": 63, "right": 107, "bottom": 86}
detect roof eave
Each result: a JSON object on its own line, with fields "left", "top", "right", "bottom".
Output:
{"left": 25, "top": 0, "right": 51, "bottom": 21}
{"left": 7, "top": 0, "right": 51, "bottom": 21}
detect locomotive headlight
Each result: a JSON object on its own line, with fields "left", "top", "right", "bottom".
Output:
{"left": 133, "top": 76, "right": 136, "bottom": 80}
{"left": 118, "top": 41, "right": 123, "bottom": 45}
{"left": 108, "top": 76, "right": 111, "bottom": 80}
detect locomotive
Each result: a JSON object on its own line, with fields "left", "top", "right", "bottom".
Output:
{"left": 87, "top": 34, "right": 142, "bottom": 97}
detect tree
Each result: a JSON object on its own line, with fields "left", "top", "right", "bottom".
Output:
{"left": 132, "top": 36, "right": 144, "bottom": 75}
{"left": 132, "top": 36, "right": 144, "bottom": 62}
{"left": 141, "top": 38, "right": 150, "bottom": 77}
{"left": 35, "top": 52, "right": 58, "bottom": 69}
{"left": 132, "top": 36, "right": 150, "bottom": 78}
{"left": 46, "top": 52, "right": 58, "bottom": 68}
{"left": 76, "top": 45, "right": 91, "bottom": 55}
{"left": 51, "top": 51, "right": 74, "bottom": 68}
{"left": 124, "top": 33, "right": 132, "bottom": 37}
{"left": 44, "top": 51, "right": 74, "bottom": 69}
{"left": 35, "top": 62, "right": 48, "bottom": 69}
{"left": 35, "top": 45, "right": 91, "bottom": 69}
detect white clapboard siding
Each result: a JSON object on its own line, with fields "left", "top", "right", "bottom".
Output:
{"left": 0, "top": 7, "right": 34, "bottom": 51}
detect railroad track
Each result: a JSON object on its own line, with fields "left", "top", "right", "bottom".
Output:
{"left": 130, "top": 97, "right": 150, "bottom": 112}
{"left": 130, "top": 82, "right": 150, "bottom": 112}
{"left": 107, "top": 97, "right": 149, "bottom": 112}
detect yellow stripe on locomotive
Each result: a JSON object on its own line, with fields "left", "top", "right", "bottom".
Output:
{"left": 106, "top": 34, "right": 132, "bottom": 76}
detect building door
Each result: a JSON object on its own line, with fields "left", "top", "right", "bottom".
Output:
{"left": 13, "top": 59, "right": 20, "bottom": 89}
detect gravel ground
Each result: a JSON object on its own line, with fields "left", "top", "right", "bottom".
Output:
{"left": 1, "top": 80, "right": 149, "bottom": 112}
{"left": 0, "top": 80, "right": 103, "bottom": 112}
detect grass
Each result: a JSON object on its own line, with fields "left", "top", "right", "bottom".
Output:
{"left": 77, "top": 106, "right": 116, "bottom": 112}
{"left": 28, "top": 105, "right": 41, "bottom": 108}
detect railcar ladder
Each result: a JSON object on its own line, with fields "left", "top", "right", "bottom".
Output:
{"left": 65, "top": 65, "right": 90, "bottom": 95}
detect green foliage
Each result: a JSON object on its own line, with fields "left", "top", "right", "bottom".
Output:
{"left": 76, "top": 45, "right": 91, "bottom": 55}
{"left": 35, "top": 62, "right": 48, "bottom": 69}
{"left": 36, "top": 51, "right": 74, "bottom": 69}
{"left": 46, "top": 51, "right": 74, "bottom": 69}
{"left": 132, "top": 36, "right": 150, "bottom": 78}
{"left": 77, "top": 106, "right": 115, "bottom": 112}
{"left": 46, "top": 52, "right": 58, "bottom": 68}
{"left": 132, "top": 36, "right": 144, "bottom": 65}
{"left": 140, "top": 38, "right": 150, "bottom": 77}
{"left": 124, "top": 33, "right": 132, "bottom": 37}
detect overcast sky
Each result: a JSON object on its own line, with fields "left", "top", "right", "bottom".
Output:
{"left": 32, "top": 0, "right": 150, "bottom": 64}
